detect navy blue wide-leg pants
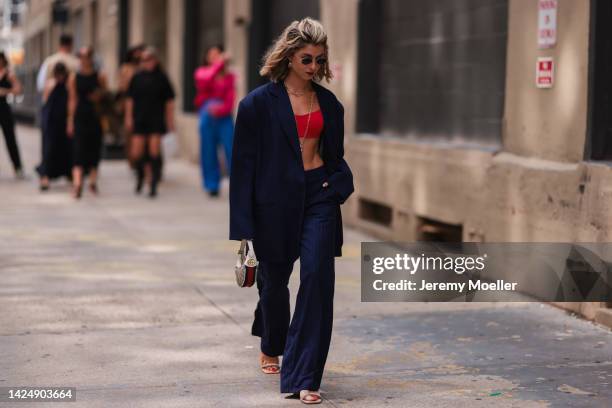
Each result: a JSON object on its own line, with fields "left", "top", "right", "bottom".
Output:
{"left": 251, "top": 165, "right": 338, "bottom": 393}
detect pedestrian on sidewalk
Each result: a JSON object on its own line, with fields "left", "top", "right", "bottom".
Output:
{"left": 229, "top": 18, "right": 354, "bottom": 405}
{"left": 67, "top": 46, "right": 108, "bottom": 199}
{"left": 125, "top": 47, "right": 175, "bottom": 198}
{"left": 36, "top": 34, "right": 79, "bottom": 93}
{"left": 36, "top": 63, "right": 72, "bottom": 190}
{"left": 117, "top": 44, "right": 144, "bottom": 168}
{"left": 194, "top": 45, "right": 236, "bottom": 197}
{"left": 0, "top": 51, "right": 25, "bottom": 179}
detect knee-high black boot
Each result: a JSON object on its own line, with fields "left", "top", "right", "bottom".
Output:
{"left": 150, "top": 156, "right": 161, "bottom": 198}
{"left": 135, "top": 156, "right": 145, "bottom": 194}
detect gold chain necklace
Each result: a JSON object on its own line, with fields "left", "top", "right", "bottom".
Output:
{"left": 284, "top": 82, "right": 311, "bottom": 97}
{"left": 300, "top": 92, "right": 314, "bottom": 152}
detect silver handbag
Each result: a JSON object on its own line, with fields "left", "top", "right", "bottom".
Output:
{"left": 235, "top": 239, "right": 258, "bottom": 287}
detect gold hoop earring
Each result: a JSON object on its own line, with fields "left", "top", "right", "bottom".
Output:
{"left": 288, "top": 61, "right": 292, "bottom": 68}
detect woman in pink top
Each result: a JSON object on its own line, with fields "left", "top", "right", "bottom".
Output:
{"left": 194, "top": 44, "right": 236, "bottom": 197}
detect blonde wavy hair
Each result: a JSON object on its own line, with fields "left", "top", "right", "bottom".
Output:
{"left": 259, "top": 17, "right": 333, "bottom": 83}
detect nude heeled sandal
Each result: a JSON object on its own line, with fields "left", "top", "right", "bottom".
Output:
{"left": 299, "top": 390, "right": 322, "bottom": 404}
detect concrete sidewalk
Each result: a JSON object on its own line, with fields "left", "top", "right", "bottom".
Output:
{"left": 0, "top": 125, "right": 611, "bottom": 407}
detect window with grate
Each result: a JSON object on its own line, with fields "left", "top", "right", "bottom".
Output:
{"left": 357, "top": 0, "right": 508, "bottom": 146}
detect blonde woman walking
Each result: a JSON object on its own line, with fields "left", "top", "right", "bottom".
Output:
{"left": 230, "top": 18, "right": 354, "bottom": 404}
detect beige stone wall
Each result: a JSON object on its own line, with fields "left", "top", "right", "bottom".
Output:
{"left": 504, "top": 0, "right": 591, "bottom": 162}
{"left": 225, "top": 0, "right": 250, "bottom": 102}
{"left": 320, "top": 0, "right": 358, "bottom": 118}
{"left": 23, "top": 0, "right": 52, "bottom": 36}
{"left": 97, "top": 0, "right": 119, "bottom": 90}
{"left": 22, "top": 0, "right": 53, "bottom": 66}
{"left": 165, "top": 0, "right": 182, "bottom": 107}
{"left": 167, "top": 0, "right": 200, "bottom": 162}
{"left": 128, "top": 0, "right": 145, "bottom": 45}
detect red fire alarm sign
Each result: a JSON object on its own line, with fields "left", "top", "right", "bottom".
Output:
{"left": 536, "top": 57, "right": 554, "bottom": 88}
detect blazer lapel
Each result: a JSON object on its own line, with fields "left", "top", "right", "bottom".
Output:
{"left": 269, "top": 81, "right": 301, "bottom": 160}
{"left": 313, "top": 82, "right": 332, "bottom": 129}
{"left": 312, "top": 82, "right": 336, "bottom": 163}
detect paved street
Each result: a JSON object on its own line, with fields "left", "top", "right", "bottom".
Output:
{"left": 1, "top": 125, "right": 611, "bottom": 407}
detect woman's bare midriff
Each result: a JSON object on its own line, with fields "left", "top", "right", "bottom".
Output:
{"left": 301, "top": 138, "right": 324, "bottom": 170}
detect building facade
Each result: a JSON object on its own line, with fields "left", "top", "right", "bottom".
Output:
{"left": 20, "top": 0, "right": 612, "bottom": 325}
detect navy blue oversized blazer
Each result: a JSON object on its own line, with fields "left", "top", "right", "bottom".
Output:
{"left": 229, "top": 80, "right": 354, "bottom": 263}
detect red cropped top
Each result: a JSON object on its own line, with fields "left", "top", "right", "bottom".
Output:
{"left": 294, "top": 110, "right": 324, "bottom": 139}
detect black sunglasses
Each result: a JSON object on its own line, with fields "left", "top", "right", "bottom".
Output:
{"left": 300, "top": 56, "right": 327, "bottom": 66}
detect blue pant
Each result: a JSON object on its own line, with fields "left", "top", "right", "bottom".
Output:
{"left": 199, "top": 101, "right": 234, "bottom": 192}
{"left": 252, "top": 166, "right": 338, "bottom": 393}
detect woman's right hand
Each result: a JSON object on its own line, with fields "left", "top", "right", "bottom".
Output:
{"left": 124, "top": 118, "right": 133, "bottom": 133}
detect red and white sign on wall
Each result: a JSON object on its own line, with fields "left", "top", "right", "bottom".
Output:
{"left": 536, "top": 57, "right": 554, "bottom": 88}
{"left": 538, "top": 0, "right": 558, "bottom": 48}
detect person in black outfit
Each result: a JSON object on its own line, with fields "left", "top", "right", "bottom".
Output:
{"left": 36, "top": 63, "right": 72, "bottom": 190}
{"left": 0, "top": 51, "right": 24, "bottom": 179}
{"left": 125, "top": 46, "right": 175, "bottom": 198}
{"left": 67, "top": 46, "right": 108, "bottom": 199}
{"left": 118, "top": 44, "right": 144, "bottom": 168}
